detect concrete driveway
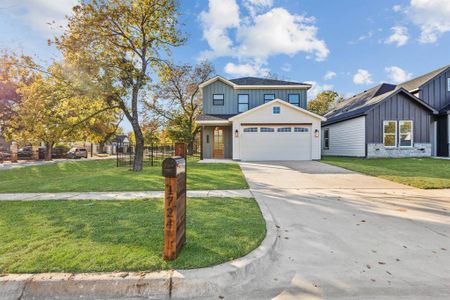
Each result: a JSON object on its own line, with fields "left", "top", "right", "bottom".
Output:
{"left": 229, "top": 161, "right": 450, "bottom": 299}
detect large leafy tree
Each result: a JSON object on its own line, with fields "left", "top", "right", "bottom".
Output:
{"left": 57, "top": 0, "right": 185, "bottom": 171}
{"left": 148, "top": 62, "right": 214, "bottom": 154}
{"left": 307, "top": 90, "right": 344, "bottom": 116}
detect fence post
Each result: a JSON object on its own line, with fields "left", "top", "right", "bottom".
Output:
{"left": 151, "top": 143, "right": 154, "bottom": 167}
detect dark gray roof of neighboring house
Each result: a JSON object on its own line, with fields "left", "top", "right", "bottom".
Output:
{"left": 440, "top": 102, "right": 450, "bottom": 114}
{"left": 323, "top": 83, "right": 397, "bottom": 125}
{"left": 197, "top": 114, "right": 236, "bottom": 121}
{"left": 397, "top": 65, "right": 450, "bottom": 92}
{"left": 229, "top": 77, "right": 310, "bottom": 86}
{"left": 323, "top": 85, "right": 437, "bottom": 126}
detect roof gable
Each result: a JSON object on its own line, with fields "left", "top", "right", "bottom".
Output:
{"left": 199, "top": 75, "right": 312, "bottom": 90}
{"left": 397, "top": 65, "right": 450, "bottom": 92}
{"left": 229, "top": 98, "right": 326, "bottom": 121}
{"left": 229, "top": 77, "right": 309, "bottom": 86}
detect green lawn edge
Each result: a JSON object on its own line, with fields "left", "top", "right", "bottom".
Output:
{"left": 321, "top": 156, "right": 450, "bottom": 189}
{"left": 0, "top": 197, "right": 265, "bottom": 274}
{"left": 0, "top": 158, "right": 249, "bottom": 193}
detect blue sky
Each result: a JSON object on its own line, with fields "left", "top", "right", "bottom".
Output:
{"left": 1, "top": 0, "right": 449, "bottom": 126}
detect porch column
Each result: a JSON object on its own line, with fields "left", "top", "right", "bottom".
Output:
{"left": 200, "top": 126, "right": 204, "bottom": 160}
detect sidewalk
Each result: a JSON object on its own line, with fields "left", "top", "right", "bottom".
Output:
{"left": 0, "top": 189, "right": 253, "bottom": 201}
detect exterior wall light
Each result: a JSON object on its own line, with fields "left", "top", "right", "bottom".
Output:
{"left": 235, "top": 129, "right": 239, "bottom": 138}
{"left": 315, "top": 129, "right": 320, "bottom": 137}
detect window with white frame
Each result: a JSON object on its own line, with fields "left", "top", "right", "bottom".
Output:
{"left": 243, "top": 127, "right": 257, "bottom": 133}
{"left": 323, "top": 128, "right": 329, "bottom": 149}
{"left": 399, "top": 120, "right": 413, "bottom": 147}
{"left": 273, "top": 106, "right": 281, "bottom": 114}
{"left": 383, "top": 121, "right": 397, "bottom": 147}
{"left": 294, "top": 127, "right": 309, "bottom": 132}
{"left": 447, "top": 78, "right": 450, "bottom": 92}
{"left": 213, "top": 94, "right": 224, "bottom": 106}
{"left": 260, "top": 127, "right": 275, "bottom": 132}
{"left": 288, "top": 94, "right": 300, "bottom": 106}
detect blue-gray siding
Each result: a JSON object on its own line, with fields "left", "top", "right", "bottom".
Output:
{"left": 418, "top": 68, "right": 450, "bottom": 111}
{"left": 366, "top": 93, "right": 431, "bottom": 143}
{"left": 202, "top": 81, "right": 307, "bottom": 115}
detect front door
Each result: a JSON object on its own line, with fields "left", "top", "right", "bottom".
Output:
{"left": 213, "top": 127, "right": 225, "bottom": 158}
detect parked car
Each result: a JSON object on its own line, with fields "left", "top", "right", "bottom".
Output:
{"left": 18, "top": 146, "right": 45, "bottom": 160}
{"left": 52, "top": 145, "right": 70, "bottom": 159}
{"left": 67, "top": 148, "right": 88, "bottom": 159}
{"left": 0, "top": 151, "right": 11, "bottom": 162}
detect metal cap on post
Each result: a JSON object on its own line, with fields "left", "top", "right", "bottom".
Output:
{"left": 162, "top": 155, "right": 187, "bottom": 261}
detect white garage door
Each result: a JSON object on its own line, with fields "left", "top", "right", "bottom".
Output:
{"left": 240, "top": 125, "right": 312, "bottom": 161}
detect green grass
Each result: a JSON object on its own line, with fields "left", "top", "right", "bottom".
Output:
{"left": 322, "top": 156, "right": 450, "bottom": 189}
{"left": 0, "top": 159, "right": 248, "bottom": 193}
{"left": 0, "top": 197, "right": 265, "bottom": 273}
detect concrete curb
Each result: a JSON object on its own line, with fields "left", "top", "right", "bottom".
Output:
{"left": 0, "top": 196, "right": 278, "bottom": 299}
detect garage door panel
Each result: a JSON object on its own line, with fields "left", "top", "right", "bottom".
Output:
{"left": 240, "top": 126, "right": 312, "bottom": 161}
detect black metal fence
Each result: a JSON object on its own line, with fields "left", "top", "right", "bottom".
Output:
{"left": 116, "top": 144, "right": 176, "bottom": 168}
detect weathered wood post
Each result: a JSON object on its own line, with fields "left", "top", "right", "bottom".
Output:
{"left": 32, "top": 145, "right": 39, "bottom": 161}
{"left": 10, "top": 142, "right": 18, "bottom": 163}
{"left": 162, "top": 156, "right": 187, "bottom": 260}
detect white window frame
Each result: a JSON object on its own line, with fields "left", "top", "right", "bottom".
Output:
{"left": 399, "top": 120, "right": 414, "bottom": 148}
{"left": 243, "top": 127, "right": 258, "bottom": 133}
{"left": 323, "top": 128, "right": 329, "bottom": 150}
{"left": 447, "top": 78, "right": 450, "bottom": 92}
{"left": 383, "top": 120, "right": 397, "bottom": 148}
{"left": 272, "top": 106, "right": 281, "bottom": 114}
{"left": 260, "top": 127, "right": 275, "bottom": 133}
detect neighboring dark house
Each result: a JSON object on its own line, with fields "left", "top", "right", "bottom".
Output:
{"left": 322, "top": 65, "right": 450, "bottom": 158}
{"left": 196, "top": 76, "right": 326, "bottom": 161}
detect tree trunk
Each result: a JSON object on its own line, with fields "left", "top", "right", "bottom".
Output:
{"left": 131, "top": 121, "right": 145, "bottom": 172}
{"left": 45, "top": 142, "right": 53, "bottom": 161}
{"left": 187, "top": 140, "right": 194, "bottom": 155}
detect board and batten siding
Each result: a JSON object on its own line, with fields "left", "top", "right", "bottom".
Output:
{"left": 202, "top": 80, "right": 308, "bottom": 115}
{"left": 418, "top": 68, "right": 450, "bottom": 111}
{"left": 322, "top": 116, "right": 366, "bottom": 157}
{"left": 366, "top": 92, "right": 431, "bottom": 144}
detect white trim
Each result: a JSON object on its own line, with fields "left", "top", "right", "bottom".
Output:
{"left": 399, "top": 120, "right": 414, "bottom": 148}
{"left": 383, "top": 120, "right": 397, "bottom": 148}
{"left": 196, "top": 120, "right": 231, "bottom": 125}
{"left": 229, "top": 98, "right": 327, "bottom": 122}
{"left": 199, "top": 76, "right": 312, "bottom": 91}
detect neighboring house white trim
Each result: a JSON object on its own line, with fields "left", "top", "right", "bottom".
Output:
{"left": 322, "top": 116, "right": 366, "bottom": 157}
{"left": 195, "top": 120, "right": 231, "bottom": 125}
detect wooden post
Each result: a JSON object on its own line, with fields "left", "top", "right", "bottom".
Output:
{"left": 32, "top": 145, "right": 39, "bottom": 161}
{"left": 162, "top": 156, "right": 187, "bottom": 261}
{"left": 200, "top": 126, "right": 204, "bottom": 160}
{"left": 10, "top": 143, "right": 18, "bottom": 163}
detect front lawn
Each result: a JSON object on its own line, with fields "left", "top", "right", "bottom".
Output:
{"left": 0, "top": 197, "right": 265, "bottom": 273}
{"left": 322, "top": 156, "right": 450, "bottom": 189}
{"left": 0, "top": 159, "right": 248, "bottom": 193}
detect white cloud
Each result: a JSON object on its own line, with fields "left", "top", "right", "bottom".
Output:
{"left": 405, "top": 0, "right": 450, "bottom": 43}
{"left": 200, "top": 0, "right": 329, "bottom": 73}
{"left": 324, "top": 71, "right": 336, "bottom": 80}
{"left": 385, "top": 26, "right": 409, "bottom": 47}
{"left": 224, "top": 62, "right": 269, "bottom": 77}
{"left": 393, "top": 5, "right": 402, "bottom": 12}
{"left": 385, "top": 66, "right": 413, "bottom": 83}
{"left": 7, "top": 0, "right": 77, "bottom": 36}
{"left": 305, "top": 81, "right": 334, "bottom": 99}
{"left": 199, "top": 0, "right": 240, "bottom": 58}
{"left": 353, "top": 69, "right": 373, "bottom": 85}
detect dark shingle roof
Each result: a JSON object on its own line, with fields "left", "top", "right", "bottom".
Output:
{"left": 197, "top": 114, "right": 236, "bottom": 121}
{"left": 229, "top": 77, "right": 309, "bottom": 86}
{"left": 397, "top": 65, "right": 450, "bottom": 92}
{"left": 323, "top": 83, "right": 397, "bottom": 125}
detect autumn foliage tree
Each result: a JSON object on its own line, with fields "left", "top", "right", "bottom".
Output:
{"left": 57, "top": 0, "right": 185, "bottom": 171}
{"left": 307, "top": 90, "right": 344, "bottom": 116}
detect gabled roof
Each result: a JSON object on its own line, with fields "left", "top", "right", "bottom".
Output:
{"left": 397, "top": 65, "right": 450, "bottom": 92}
{"left": 197, "top": 114, "right": 237, "bottom": 121}
{"left": 324, "top": 86, "right": 438, "bottom": 126}
{"left": 199, "top": 75, "right": 311, "bottom": 90}
{"left": 229, "top": 98, "right": 326, "bottom": 121}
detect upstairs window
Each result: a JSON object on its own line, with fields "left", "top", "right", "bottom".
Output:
{"left": 447, "top": 78, "right": 450, "bottom": 92}
{"left": 323, "top": 128, "right": 329, "bottom": 149}
{"left": 383, "top": 121, "right": 397, "bottom": 147}
{"left": 264, "top": 94, "right": 275, "bottom": 103}
{"left": 238, "top": 94, "right": 249, "bottom": 113}
{"left": 273, "top": 106, "right": 281, "bottom": 114}
{"left": 213, "top": 94, "right": 224, "bottom": 106}
{"left": 288, "top": 94, "right": 300, "bottom": 106}
{"left": 399, "top": 120, "right": 413, "bottom": 147}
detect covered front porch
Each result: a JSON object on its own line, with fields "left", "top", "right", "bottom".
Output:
{"left": 197, "top": 115, "right": 234, "bottom": 160}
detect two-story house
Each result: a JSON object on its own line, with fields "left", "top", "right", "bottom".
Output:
{"left": 322, "top": 65, "right": 449, "bottom": 158}
{"left": 196, "top": 76, "right": 326, "bottom": 161}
